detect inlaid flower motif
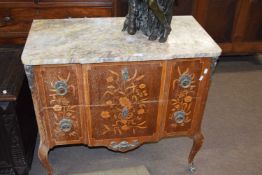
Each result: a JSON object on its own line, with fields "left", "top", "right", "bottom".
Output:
{"left": 53, "top": 105, "right": 62, "bottom": 112}
{"left": 184, "top": 96, "right": 192, "bottom": 103}
{"left": 175, "top": 104, "right": 181, "bottom": 109}
{"left": 106, "top": 76, "right": 114, "bottom": 83}
{"left": 169, "top": 67, "right": 197, "bottom": 129}
{"left": 137, "top": 108, "right": 145, "bottom": 115}
{"left": 139, "top": 84, "right": 146, "bottom": 89}
{"left": 100, "top": 69, "right": 149, "bottom": 136}
{"left": 119, "top": 97, "right": 132, "bottom": 109}
{"left": 106, "top": 100, "right": 113, "bottom": 106}
{"left": 121, "top": 125, "right": 130, "bottom": 131}
{"left": 59, "top": 97, "right": 70, "bottom": 106}
{"left": 122, "top": 120, "right": 128, "bottom": 124}
{"left": 101, "top": 111, "right": 111, "bottom": 119}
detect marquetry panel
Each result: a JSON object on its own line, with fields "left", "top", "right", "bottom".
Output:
{"left": 85, "top": 62, "right": 163, "bottom": 140}
{"left": 89, "top": 102, "right": 159, "bottom": 139}
{"left": 43, "top": 106, "right": 84, "bottom": 144}
{"left": 35, "top": 64, "right": 83, "bottom": 107}
{"left": 86, "top": 62, "right": 163, "bottom": 105}
{"left": 165, "top": 59, "right": 209, "bottom": 134}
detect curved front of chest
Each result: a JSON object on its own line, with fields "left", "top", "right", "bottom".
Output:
{"left": 83, "top": 62, "right": 164, "bottom": 151}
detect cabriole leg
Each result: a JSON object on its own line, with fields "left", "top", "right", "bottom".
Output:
{"left": 38, "top": 143, "right": 53, "bottom": 175}
{"left": 188, "top": 132, "right": 204, "bottom": 173}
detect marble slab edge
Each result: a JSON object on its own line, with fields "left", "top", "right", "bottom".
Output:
{"left": 21, "top": 16, "right": 222, "bottom": 66}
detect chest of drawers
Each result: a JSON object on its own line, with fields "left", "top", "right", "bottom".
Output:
{"left": 22, "top": 16, "right": 221, "bottom": 175}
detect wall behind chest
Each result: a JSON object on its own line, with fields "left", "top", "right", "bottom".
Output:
{"left": 1, "top": 0, "right": 261, "bottom": 54}
{"left": 116, "top": 0, "right": 262, "bottom": 54}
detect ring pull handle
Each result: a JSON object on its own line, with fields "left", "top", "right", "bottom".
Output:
{"left": 59, "top": 119, "right": 72, "bottom": 132}
{"left": 122, "top": 107, "right": 129, "bottom": 118}
{"left": 121, "top": 68, "right": 129, "bottom": 81}
{"left": 55, "top": 81, "right": 68, "bottom": 96}
{"left": 179, "top": 74, "right": 192, "bottom": 88}
{"left": 173, "top": 111, "right": 185, "bottom": 124}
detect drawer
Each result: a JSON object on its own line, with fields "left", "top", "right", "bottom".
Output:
{"left": 36, "top": 7, "right": 113, "bottom": 18}
{"left": 43, "top": 106, "right": 84, "bottom": 145}
{"left": 0, "top": 6, "right": 112, "bottom": 39}
{"left": 89, "top": 102, "right": 159, "bottom": 140}
{"left": 165, "top": 96, "right": 200, "bottom": 134}
{"left": 168, "top": 59, "right": 208, "bottom": 98}
{"left": 83, "top": 62, "right": 163, "bottom": 147}
{"left": 34, "top": 64, "right": 83, "bottom": 107}
{"left": 0, "top": 8, "right": 35, "bottom": 36}
{"left": 84, "top": 62, "right": 163, "bottom": 106}
{"left": 38, "top": 0, "right": 112, "bottom": 3}
{"left": 164, "top": 58, "right": 211, "bottom": 135}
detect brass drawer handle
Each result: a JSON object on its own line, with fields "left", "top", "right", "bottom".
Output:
{"left": 121, "top": 68, "right": 129, "bottom": 80}
{"left": 173, "top": 111, "right": 185, "bottom": 124}
{"left": 55, "top": 81, "right": 68, "bottom": 96}
{"left": 59, "top": 119, "right": 72, "bottom": 133}
{"left": 179, "top": 74, "right": 192, "bottom": 88}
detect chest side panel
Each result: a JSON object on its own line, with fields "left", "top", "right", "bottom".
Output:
{"left": 164, "top": 58, "right": 211, "bottom": 135}
{"left": 34, "top": 65, "right": 85, "bottom": 145}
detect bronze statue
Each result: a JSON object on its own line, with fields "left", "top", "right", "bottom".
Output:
{"left": 123, "top": 0, "right": 175, "bottom": 43}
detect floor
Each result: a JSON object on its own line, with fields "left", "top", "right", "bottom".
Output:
{"left": 29, "top": 55, "right": 262, "bottom": 175}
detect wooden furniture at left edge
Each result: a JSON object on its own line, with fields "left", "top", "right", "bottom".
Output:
{"left": 0, "top": 47, "right": 37, "bottom": 175}
{"left": 21, "top": 17, "right": 221, "bottom": 175}
{"left": 1, "top": 0, "right": 261, "bottom": 54}
{"left": 0, "top": 0, "right": 118, "bottom": 45}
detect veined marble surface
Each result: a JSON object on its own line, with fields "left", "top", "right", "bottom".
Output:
{"left": 22, "top": 16, "right": 221, "bottom": 65}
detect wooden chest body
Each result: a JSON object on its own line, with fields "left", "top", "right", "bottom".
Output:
{"left": 27, "top": 58, "right": 212, "bottom": 174}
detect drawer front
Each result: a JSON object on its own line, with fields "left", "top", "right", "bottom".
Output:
{"left": 0, "top": 6, "right": 112, "bottom": 41}
{"left": 84, "top": 62, "right": 163, "bottom": 144}
{"left": 86, "top": 62, "right": 163, "bottom": 105}
{"left": 35, "top": 65, "right": 83, "bottom": 107}
{"left": 36, "top": 7, "right": 113, "bottom": 19}
{"left": 89, "top": 102, "right": 159, "bottom": 140}
{"left": 164, "top": 59, "right": 211, "bottom": 135}
{"left": 0, "top": 8, "right": 35, "bottom": 36}
{"left": 38, "top": 0, "right": 112, "bottom": 3}
{"left": 43, "top": 106, "right": 84, "bottom": 144}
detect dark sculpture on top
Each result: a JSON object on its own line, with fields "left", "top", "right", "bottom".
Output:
{"left": 123, "top": 0, "right": 175, "bottom": 43}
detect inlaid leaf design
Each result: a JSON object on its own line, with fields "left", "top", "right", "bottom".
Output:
{"left": 169, "top": 66, "right": 197, "bottom": 129}
{"left": 99, "top": 68, "right": 149, "bottom": 136}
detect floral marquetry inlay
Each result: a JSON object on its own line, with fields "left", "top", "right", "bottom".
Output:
{"left": 170, "top": 67, "right": 196, "bottom": 127}
{"left": 165, "top": 60, "right": 204, "bottom": 133}
{"left": 100, "top": 69, "right": 149, "bottom": 136}
{"left": 88, "top": 63, "right": 162, "bottom": 140}
{"left": 38, "top": 65, "right": 83, "bottom": 143}
{"left": 49, "top": 105, "right": 80, "bottom": 140}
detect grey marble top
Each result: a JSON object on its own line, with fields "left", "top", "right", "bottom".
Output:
{"left": 22, "top": 16, "right": 221, "bottom": 65}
